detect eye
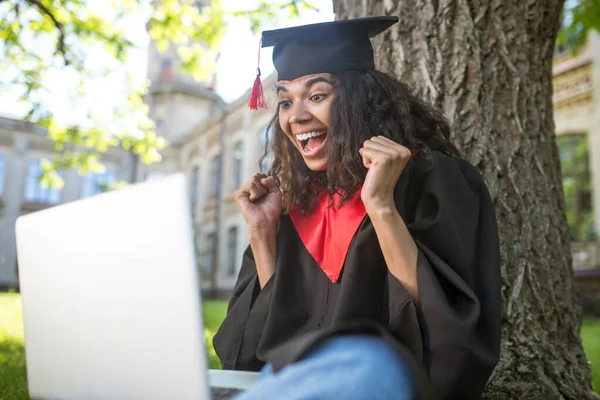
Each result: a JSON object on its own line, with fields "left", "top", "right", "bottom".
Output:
{"left": 310, "top": 93, "right": 326, "bottom": 102}
{"left": 279, "top": 100, "right": 292, "bottom": 109}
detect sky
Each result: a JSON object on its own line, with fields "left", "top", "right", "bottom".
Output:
{"left": 217, "top": 0, "right": 335, "bottom": 102}
{"left": 0, "top": 0, "right": 335, "bottom": 125}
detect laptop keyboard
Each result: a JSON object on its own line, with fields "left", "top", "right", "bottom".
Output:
{"left": 211, "top": 387, "right": 243, "bottom": 400}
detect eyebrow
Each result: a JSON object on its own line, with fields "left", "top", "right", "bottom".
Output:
{"left": 276, "top": 76, "right": 332, "bottom": 94}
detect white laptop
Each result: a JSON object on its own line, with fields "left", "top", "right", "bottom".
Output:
{"left": 15, "top": 173, "right": 259, "bottom": 400}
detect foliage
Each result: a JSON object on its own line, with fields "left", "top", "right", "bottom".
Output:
{"left": 557, "top": 135, "right": 596, "bottom": 241}
{"left": 202, "top": 300, "right": 228, "bottom": 369}
{"left": 0, "top": 293, "right": 27, "bottom": 400}
{"left": 582, "top": 318, "right": 600, "bottom": 392}
{"left": 0, "top": 338, "right": 28, "bottom": 400}
{"left": 0, "top": 0, "right": 318, "bottom": 188}
{"left": 0, "top": 293, "right": 229, "bottom": 398}
{"left": 557, "top": 0, "right": 600, "bottom": 53}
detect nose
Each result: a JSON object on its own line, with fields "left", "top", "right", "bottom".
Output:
{"left": 289, "top": 101, "right": 312, "bottom": 125}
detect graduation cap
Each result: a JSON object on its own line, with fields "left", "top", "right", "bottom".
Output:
{"left": 248, "top": 16, "right": 399, "bottom": 110}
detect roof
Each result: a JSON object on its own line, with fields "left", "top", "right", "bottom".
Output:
{"left": 0, "top": 115, "right": 47, "bottom": 135}
{"left": 149, "top": 80, "right": 223, "bottom": 102}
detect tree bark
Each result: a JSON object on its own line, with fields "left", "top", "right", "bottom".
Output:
{"left": 332, "top": 0, "right": 597, "bottom": 398}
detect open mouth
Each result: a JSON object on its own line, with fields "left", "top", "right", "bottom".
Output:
{"left": 295, "top": 130, "right": 328, "bottom": 157}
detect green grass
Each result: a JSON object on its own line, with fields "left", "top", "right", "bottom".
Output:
{"left": 1, "top": 293, "right": 599, "bottom": 398}
{"left": 0, "top": 293, "right": 227, "bottom": 399}
{"left": 203, "top": 299, "right": 229, "bottom": 370}
{"left": 582, "top": 318, "right": 600, "bottom": 392}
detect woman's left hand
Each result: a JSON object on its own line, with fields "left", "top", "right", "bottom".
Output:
{"left": 359, "top": 136, "right": 412, "bottom": 213}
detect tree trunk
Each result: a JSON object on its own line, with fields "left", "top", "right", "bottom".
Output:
{"left": 332, "top": 0, "right": 596, "bottom": 398}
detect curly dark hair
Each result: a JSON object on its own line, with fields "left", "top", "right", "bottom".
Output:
{"left": 259, "top": 69, "right": 460, "bottom": 214}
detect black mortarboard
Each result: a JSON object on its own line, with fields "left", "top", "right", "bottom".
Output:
{"left": 264, "top": 16, "right": 398, "bottom": 81}
{"left": 248, "top": 16, "right": 399, "bottom": 110}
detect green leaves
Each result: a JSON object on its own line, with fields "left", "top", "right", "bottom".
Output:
{"left": 557, "top": 0, "right": 600, "bottom": 53}
{"left": 557, "top": 134, "right": 596, "bottom": 241}
{"left": 231, "top": 0, "right": 320, "bottom": 34}
{"left": 2, "top": 0, "right": 318, "bottom": 189}
{"left": 148, "top": 0, "right": 227, "bottom": 79}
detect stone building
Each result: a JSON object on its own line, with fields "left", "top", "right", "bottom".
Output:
{"left": 0, "top": 27, "right": 217, "bottom": 288}
{"left": 553, "top": 32, "right": 600, "bottom": 314}
{"left": 0, "top": 118, "right": 132, "bottom": 287}
{"left": 180, "top": 73, "right": 277, "bottom": 296}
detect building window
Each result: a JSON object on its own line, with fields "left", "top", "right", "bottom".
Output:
{"left": 155, "top": 119, "right": 165, "bottom": 134}
{"left": 259, "top": 126, "right": 274, "bottom": 173}
{"left": 81, "top": 170, "right": 116, "bottom": 198}
{"left": 159, "top": 58, "right": 173, "bottom": 84}
{"left": 232, "top": 142, "right": 244, "bottom": 190}
{"left": 227, "top": 227, "right": 238, "bottom": 276}
{"left": 0, "top": 155, "right": 5, "bottom": 198}
{"left": 24, "top": 160, "right": 61, "bottom": 204}
{"left": 210, "top": 155, "right": 221, "bottom": 198}
{"left": 204, "top": 232, "right": 216, "bottom": 275}
{"left": 557, "top": 134, "right": 595, "bottom": 241}
{"left": 191, "top": 166, "right": 201, "bottom": 210}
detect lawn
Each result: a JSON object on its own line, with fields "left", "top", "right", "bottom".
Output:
{"left": 583, "top": 318, "right": 600, "bottom": 392}
{"left": 1, "top": 293, "right": 599, "bottom": 398}
{"left": 0, "top": 293, "right": 227, "bottom": 399}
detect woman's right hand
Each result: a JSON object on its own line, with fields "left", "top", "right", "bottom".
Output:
{"left": 235, "top": 173, "right": 282, "bottom": 232}
{"left": 236, "top": 174, "right": 280, "bottom": 287}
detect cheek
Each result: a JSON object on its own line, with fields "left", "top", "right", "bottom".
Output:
{"left": 278, "top": 115, "right": 296, "bottom": 145}
{"left": 278, "top": 110, "right": 289, "bottom": 133}
{"left": 316, "top": 100, "right": 332, "bottom": 126}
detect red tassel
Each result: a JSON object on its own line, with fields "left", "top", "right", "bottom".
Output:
{"left": 249, "top": 68, "right": 267, "bottom": 110}
{"left": 248, "top": 39, "right": 267, "bottom": 110}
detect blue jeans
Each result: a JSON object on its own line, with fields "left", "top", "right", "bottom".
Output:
{"left": 234, "top": 336, "right": 415, "bottom": 400}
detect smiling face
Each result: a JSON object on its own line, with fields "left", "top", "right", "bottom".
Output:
{"left": 277, "top": 73, "right": 334, "bottom": 171}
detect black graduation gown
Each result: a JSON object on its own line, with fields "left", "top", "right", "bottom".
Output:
{"left": 213, "top": 151, "right": 501, "bottom": 399}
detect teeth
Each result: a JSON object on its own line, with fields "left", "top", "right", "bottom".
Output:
{"left": 296, "top": 131, "right": 326, "bottom": 141}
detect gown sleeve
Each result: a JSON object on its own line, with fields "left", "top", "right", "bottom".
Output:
{"left": 387, "top": 151, "right": 501, "bottom": 398}
{"left": 212, "top": 245, "right": 274, "bottom": 371}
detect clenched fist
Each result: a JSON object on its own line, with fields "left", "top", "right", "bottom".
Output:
{"left": 235, "top": 173, "right": 282, "bottom": 231}
{"left": 359, "top": 136, "right": 412, "bottom": 213}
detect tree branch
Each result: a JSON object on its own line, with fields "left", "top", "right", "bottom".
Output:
{"left": 25, "top": 0, "right": 69, "bottom": 64}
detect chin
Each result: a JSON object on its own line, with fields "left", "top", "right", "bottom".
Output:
{"left": 304, "top": 159, "right": 328, "bottom": 171}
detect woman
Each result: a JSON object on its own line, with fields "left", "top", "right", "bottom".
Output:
{"left": 214, "top": 16, "right": 501, "bottom": 399}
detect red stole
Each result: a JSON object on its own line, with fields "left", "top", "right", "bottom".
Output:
{"left": 289, "top": 190, "right": 367, "bottom": 282}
